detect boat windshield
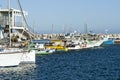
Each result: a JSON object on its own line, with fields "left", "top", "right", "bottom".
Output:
{"left": 0, "top": 48, "right": 4, "bottom": 51}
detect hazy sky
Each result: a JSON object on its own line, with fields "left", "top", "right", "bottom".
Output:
{"left": 0, "top": 0, "right": 120, "bottom": 34}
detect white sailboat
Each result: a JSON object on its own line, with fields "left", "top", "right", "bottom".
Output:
{"left": 0, "top": 0, "right": 35, "bottom": 67}
{"left": 0, "top": 26, "right": 23, "bottom": 66}
{"left": 0, "top": 24, "right": 35, "bottom": 67}
{"left": 0, "top": 48, "right": 23, "bottom": 67}
{"left": 0, "top": 47, "right": 35, "bottom": 67}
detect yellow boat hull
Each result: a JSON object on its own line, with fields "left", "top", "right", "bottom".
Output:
{"left": 45, "top": 46, "right": 68, "bottom": 51}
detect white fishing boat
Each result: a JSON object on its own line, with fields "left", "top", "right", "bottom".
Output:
{"left": 27, "top": 43, "right": 55, "bottom": 55}
{"left": 86, "top": 40, "right": 103, "bottom": 48}
{"left": 66, "top": 42, "right": 81, "bottom": 50}
{"left": 35, "top": 43, "right": 55, "bottom": 54}
{"left": 86, "top": 36, "right": 108, "bottom": 48}
{"left": 67, "top": 45, "right": 81, "bottom": 50}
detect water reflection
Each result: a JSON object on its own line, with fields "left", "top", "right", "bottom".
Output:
{"left": 0, "top": 64, "right": 36, "bottom": 80}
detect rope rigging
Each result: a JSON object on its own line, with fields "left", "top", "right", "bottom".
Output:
{"left": 17, "top": 0, "right": 34, "bottom": 34}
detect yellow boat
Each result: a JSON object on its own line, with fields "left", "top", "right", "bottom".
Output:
{"left": 45, "top": 40, "right": 68, "bottom": 52}
{"left": 45, "top": 45, "right": 68, "bottom": 52}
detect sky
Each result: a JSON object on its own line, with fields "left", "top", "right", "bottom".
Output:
{"left": 0, "top": 0, "right": 120, "bottom": 34}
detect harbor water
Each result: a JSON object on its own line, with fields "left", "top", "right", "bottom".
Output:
{"left": 0, "top": 44, "right": 120, "bottom": 80}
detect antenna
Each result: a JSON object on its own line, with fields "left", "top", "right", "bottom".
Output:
{"left": 84, "top": 23, "right": 88, "bottom": 34}
{"left": 8, "top": 0, "right": 11, "bottom": 47}
{"left": 0, "top": 5, "right": 2, "bottom": 9}
{"left": 52, "top": 24, "right": 54, "bottom": 34}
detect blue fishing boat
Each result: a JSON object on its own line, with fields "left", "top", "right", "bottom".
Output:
{"left": 103, "top": 38, "right": 115, "bottom": 44}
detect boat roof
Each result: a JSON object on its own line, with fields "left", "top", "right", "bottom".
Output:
{"left": 31, "top": 39, "right": 51, "bottom": 44}
{"left": 52, "top": 40, "right": 63, "bottom": 42}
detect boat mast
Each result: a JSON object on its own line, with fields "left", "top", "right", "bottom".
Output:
{"left": 8, "top": 0, "right": 11, "bottom": 47}
{"left": 84, "top": 23, "right": 88, "bottom": 40}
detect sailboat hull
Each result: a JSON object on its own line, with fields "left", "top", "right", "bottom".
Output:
{"left": 0, "top": 52, "right": 22, "bottom": 67}
{"left": 20, "top": 50, "right": 35, "bottom": 63}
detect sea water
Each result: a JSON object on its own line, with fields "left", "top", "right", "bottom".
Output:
{"left": 0, "top": 44, "right": 120, "bottom": 80}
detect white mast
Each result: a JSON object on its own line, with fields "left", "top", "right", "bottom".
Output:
{"left": 8, "top": 0, "right": 11, "bottom": 47}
